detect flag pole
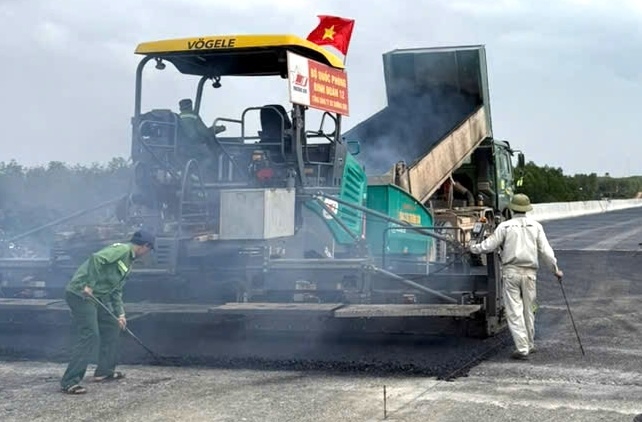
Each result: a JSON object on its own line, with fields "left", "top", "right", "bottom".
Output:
{"left": 342, "top": 44, "right": 349, "bottom": 66}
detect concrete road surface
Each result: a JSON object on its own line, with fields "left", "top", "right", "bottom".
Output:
{"left": 1, "top": 208, "right": 641, "bottom": 421}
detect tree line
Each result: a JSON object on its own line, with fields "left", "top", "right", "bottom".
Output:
{"left": 516, "top": 161, "right": 642, "bottom": 203}
{"left": 0, "top": 157, "right": 640, "bottom": 243}
{"left": 0, "top": 158, "right": 131, "bottom": 248}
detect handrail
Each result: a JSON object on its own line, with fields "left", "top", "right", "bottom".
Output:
{"left": 241, "top": 105, "right": 288, "bottom": 164}
{"left": 135, "top": 118, "right": 181, "bottom": 180}
{"left": 178, "top": 159, "right": 209, "bottom": 240}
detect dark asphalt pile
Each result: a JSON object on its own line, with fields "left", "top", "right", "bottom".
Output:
{"left": 119, "top": 330, "right": 514, "bottom": 379}
{"left": 0, "top": 315, "right": 513, "bottom": 379}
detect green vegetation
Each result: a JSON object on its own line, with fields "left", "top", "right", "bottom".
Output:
{"left": 517, "top": 161, "right": 642, "bottom": 203}
{"left": 0, "top": 158, "right": 131, "bottom": 244}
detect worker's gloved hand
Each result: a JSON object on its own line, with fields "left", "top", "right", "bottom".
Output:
{"left": 555, "top": 269, "right": 564, "bottom": 281}
{"left": 213, "top": 125, "right": 226, "bottom": 134}
{"left": 82, "top": 286, "right": 93, "bottom": 297}
{"left": 118, "top": 315, "right": 127, "bottom": 330}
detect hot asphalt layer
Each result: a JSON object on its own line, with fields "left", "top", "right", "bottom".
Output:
{"left": 1, "top": 207, "right": 641, "bottom": 421}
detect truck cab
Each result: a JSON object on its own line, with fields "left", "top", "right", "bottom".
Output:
{"left": 449, "top": 138, "right": 524, "bottom": 220}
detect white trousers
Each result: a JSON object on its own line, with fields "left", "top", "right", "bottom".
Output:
{"left": 502, "top": 268, "right": 537, "bottom": 355}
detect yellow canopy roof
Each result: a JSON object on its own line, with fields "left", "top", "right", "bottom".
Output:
{"left": 135, "top": 34, "right": 344, "bottom": 77}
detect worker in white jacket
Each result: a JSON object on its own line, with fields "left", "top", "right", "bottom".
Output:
{"left": 470, "top": 194, "right": 563, "bottom": 360}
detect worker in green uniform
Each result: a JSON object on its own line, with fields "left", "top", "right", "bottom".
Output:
{"left": 177, "top": 98, "right": 225, "bottom": 179}
{"left": 178, "top": 99, "right": 226, "bottom": 152}
{"left": 60, "top": 230, "right": 155, "bottom": 395}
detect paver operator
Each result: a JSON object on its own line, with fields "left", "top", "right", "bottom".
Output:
{"left": 469, "top": 194, "right": 563, "bottom": 360}
{"left": 60, "top": 230, "right": 155, "bottom": 394}
{"left": 178, "top": 99, "right": 226, "bottom": 148}
{"left": 177, "top": 98, "right": 226, "bottom": 176}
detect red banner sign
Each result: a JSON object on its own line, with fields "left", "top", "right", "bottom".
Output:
{"left": 308, "top": 60, "right": 349, "bottom": 116}
{"left": 287, "top": 52, "right": 349, "bottom": 116}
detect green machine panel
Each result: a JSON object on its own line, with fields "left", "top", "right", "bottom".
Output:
{"left": 305, "top": 153, "right": 368, "bottom": 245}
{"left": 365, "top": 184, "right": 433, "bottom": 257}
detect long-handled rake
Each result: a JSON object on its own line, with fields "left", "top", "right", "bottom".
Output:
{"left": 557, "top": 277, "right": 585, "bottom": 357}
{"left": 88, "top": 294, "right": 169, "bottom": 363}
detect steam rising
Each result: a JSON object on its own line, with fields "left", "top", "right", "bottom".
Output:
{"left": 344, "top": 87, "right": 480, "bottom": 175}
{"left": 343, "top": 48, "right": 486, "bottom": 175}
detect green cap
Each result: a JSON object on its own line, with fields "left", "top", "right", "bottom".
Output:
{"left": 179, "top": 98, "right": 193, "bottom": 111}
{"left": 130, "top": 230, "right": 155, "bottom": 249}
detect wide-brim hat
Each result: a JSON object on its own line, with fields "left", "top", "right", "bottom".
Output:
{"left": 509, "top": 193, "right": 533, "bottom": 213}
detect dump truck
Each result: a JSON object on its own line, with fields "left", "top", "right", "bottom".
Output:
{"left": 0, "top": 35, "right": 524, "bottom": 339}
{"left": 345, "top": 46, "right": 525, "bottom": 264}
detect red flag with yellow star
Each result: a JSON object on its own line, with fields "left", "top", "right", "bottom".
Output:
{"left": 306, "top": 15, "right": 355, "bottom": 55}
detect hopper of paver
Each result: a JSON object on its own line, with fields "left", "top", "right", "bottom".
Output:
{"left": 343, "top": 45, "right": 493, "bottom": 204}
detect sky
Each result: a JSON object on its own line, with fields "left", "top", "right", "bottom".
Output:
{"left": 0, "top": 0, "right": 641, "bottom": 177}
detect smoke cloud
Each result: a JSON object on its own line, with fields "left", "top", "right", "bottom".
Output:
{"left": 345, "top": 91, "right": 480, "bottom": 175}
{"left": 343, "top": 50, "right": 484, "bottom": 175}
